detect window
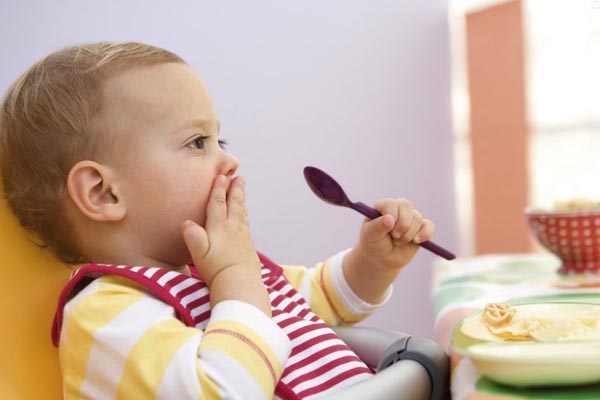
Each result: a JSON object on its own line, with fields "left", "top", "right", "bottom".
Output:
{"left": 450, "top": 0, "right": 600, "bottom": 254}
{"left": 526, "top": 0, "right": 600, "bottom": 208}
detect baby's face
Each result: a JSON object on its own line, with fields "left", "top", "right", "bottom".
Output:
{"left": 99, "top": 62, "right": 238, "bottom": 266}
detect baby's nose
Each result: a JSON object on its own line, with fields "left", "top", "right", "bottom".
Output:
{"left": 220, "top": 151, "right": 239, "bottom": 176}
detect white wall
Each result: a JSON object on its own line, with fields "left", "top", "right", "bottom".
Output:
{"left": 0, "top": 0, "right": 456, "bottom": 339}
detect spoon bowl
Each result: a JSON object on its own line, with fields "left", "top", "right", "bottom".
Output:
{"left": 303, "top": 166, "right": 348, "bottom": 206}
{"left": 303, "top": 166, "right": 456, "bottom": 260}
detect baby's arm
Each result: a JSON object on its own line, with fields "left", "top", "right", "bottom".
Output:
{"left": 281, "top": 252, "right": 389, "bottom": 327}
{"left": 178, "top": 175, "right": 291, "bottom": 397}
{"left": 283, "top": 199, "right": 433, "bottom": 324}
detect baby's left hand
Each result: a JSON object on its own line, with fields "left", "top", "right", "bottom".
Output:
{"left": 354, "top": 198, "right": 435, "bottom": 271}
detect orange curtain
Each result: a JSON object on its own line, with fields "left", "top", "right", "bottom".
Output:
{"left": 466, "top": 0, "right": 533, "bottom": 254}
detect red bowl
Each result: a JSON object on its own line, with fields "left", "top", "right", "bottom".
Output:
{"left": 525, "top": 208, "right": 600, "bottom": 274}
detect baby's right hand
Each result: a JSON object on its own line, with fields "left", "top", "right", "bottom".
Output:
{"left": 182, "top": 175, "right": 271, "bottom": 315}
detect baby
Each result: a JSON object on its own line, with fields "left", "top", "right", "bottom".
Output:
{"left": 0, "top": 42, "right": 434, "bottom": 399}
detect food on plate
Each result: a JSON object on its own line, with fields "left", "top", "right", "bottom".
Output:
{"left": 482, "top": 302, "right": 516, "bottom": 327}
{"left": 481, "top": 302, "right": 600, "bottom": 341}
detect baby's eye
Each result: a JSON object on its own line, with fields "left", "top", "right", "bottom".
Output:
{"left": 186, "top": 136, "right": 208, "bottom": 150}
{"left": 186, "top": 136, "right": 228, "bottom": 151}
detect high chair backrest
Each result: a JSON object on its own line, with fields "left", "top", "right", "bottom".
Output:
{"left": 0, "top": 190, "right": 70, "bottom": 399}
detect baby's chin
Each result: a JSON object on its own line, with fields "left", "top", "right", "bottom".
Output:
{"left": 150, "top": 239, "right": 194, "bottom": 269}
{"left": 166, "top": 252, "right": 194, "bottom": 270}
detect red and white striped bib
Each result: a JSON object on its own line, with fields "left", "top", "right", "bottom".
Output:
{"left": 52, "top": 253, "right": 373, "bottom": 399}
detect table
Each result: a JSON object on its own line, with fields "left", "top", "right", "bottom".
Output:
{"left": 432, "top": 253, "right": 600, "bottom": 400}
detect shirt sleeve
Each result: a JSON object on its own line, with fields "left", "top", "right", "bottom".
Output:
{"left": 281, "top": 249, "right": 392, "bottom": 327}
{"left": 58, "top": 275, "right": 291, "bottom": 400}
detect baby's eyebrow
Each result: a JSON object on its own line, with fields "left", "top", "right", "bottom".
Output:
{"left": 172, "top": 118, "right": 220, "bottom": 135}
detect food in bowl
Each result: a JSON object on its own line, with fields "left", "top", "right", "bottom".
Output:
{"left": 553, "top": 198, "right": 600, "bottom": 212}
{"left": 525, "top": 199, "right": 600, "bottom": 274}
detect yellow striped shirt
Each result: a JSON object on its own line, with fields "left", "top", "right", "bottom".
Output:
{"left": 58, "top": 250, "right": 390, "bottom": 399}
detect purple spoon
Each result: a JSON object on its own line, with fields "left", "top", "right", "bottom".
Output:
{"left": 303, "top": 166, "right": 456, "bottom": 260}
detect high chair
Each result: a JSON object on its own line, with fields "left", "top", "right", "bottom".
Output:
{"left": 0, "top": 194, "right": 448, "bottom": 400}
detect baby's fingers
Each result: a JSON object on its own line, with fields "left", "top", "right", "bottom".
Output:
{"left": 227, "top": 176, "right": 247, "bottom": 221}
{"left": 361, "top": 213, "right": 396, "bottom": 243}
{"left": 393, "top": 210, "right": 423, "bottom": 245}
{"left": 182, "top": 220, "right": 210, "bottom": 265}
{"left": 375, "top": 198, "right": 414, "bottom": 240}
{"left": 205, "top": 175, "right": 229, "bottom": 227}
{"left": 413, "top": 219, "right": 435, "bottom": 244}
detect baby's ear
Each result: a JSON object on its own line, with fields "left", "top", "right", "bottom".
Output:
{"left": 66, "top": 161, "right": 126, "bottom": 222}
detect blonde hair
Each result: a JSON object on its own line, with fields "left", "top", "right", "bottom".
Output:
{"left": 0, "top": 41, "right": 184, "bottom": 264}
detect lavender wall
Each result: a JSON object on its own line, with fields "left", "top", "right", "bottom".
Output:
{"left": 0, "top": 0, "right": 456, "bottom": 339}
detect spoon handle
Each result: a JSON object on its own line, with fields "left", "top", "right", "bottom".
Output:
{"left": 351, "top": 202, "right": 381, "bottom": 220}
{"left": 418, "top": 240, "right": 456, "bottom": 260}
{"left": 350, "top": 202, "right": 456, "bottom": 260}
